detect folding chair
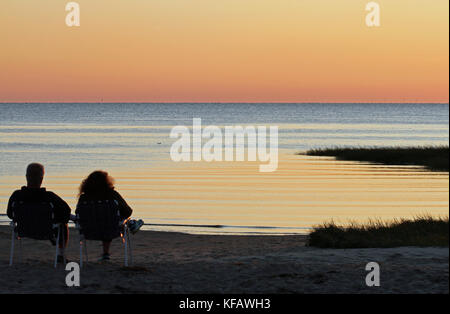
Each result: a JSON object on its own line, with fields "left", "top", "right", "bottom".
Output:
{"left": 76, "top": 199, "right": 133, "bottom": 267}
{"left": 9, "top": 200, "right": 66, "bottom": 268}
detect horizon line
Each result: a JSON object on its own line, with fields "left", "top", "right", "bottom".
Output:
{"left": 1, "top": 101, "right": 449, "bottom": 105}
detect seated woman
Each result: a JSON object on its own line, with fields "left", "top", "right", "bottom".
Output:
{"left": 76, "top": 170, "right": 135, "bottom": 261}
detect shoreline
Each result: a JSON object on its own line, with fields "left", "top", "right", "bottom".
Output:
{"left": 0, "top": 215, "right": 310, "bottom": 236}
{"left": 303, "top": 146, "right": 450, "bottom": 172}
{"left": 0, "top": 225, "right": 448, "bottom": 294}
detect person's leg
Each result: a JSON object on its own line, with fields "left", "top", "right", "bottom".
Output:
{"left": 102, "top": 240, "right": 111, "bottom": 255}
{"left": 58, "top": 224, "right": 69, "bottom": 249}
{"left": 57, "top": 224, "right": 69, "bottom": 262}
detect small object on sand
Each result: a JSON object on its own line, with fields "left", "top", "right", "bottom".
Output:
{"left": 129, "top": 219, "right": 144, "bottom": 234}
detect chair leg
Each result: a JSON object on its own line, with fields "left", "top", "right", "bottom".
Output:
{"left": 79, "top": 234, "right": 88, "bottom": 268}
{"left": 127, "top": 229, "right": 133, "bottom": 266}
{"left": 124, "top": 227, "right": 128, "bottom": 267}
{"left": 54, "top": 225, "right": 61, "bottom": 268}
{"left": 84, "top": 239, "right": 88, "bottom": 263}
{"left": 79, "top": 237, "right": 83, "bottom": 268}
{"left": 18, "top": 238, "right": 22, "bottom": 264}
{"left": 61, "top": 226, "right": 66, "bottom": 266}
{"left": 76, "top": 220, "right": 83, "bottom": 268}
{"left": 9, "top": 229, "right": 15, "bottom": 266}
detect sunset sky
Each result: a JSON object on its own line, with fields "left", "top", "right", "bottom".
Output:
{"left": 0, "top": 0, "right": 448, "bottom": 103}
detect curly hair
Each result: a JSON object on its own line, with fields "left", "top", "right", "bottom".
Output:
{"left": 79, "top": 170, "right": 115, "bottom": 198}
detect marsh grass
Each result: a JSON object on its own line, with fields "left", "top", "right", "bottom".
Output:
{"left": 302, "top": 146, "right": 449, "bottom": 171}
{"left": 308, "top": 216, "right": 449, "bottom": 248}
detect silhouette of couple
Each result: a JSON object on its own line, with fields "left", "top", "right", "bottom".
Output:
{"left": 7, "top": 163, "right": 140, "bottom": 262}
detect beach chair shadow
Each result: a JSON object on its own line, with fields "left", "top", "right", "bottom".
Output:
{"left": 76, "top": 200, "right": 133, "bottom": 267}
{"left": 9, "top": 201, "right": 66, "bottom": 268}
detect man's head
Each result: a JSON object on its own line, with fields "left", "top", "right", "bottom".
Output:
{"left": 26, "top": 163, "right": 45, "bottom": 188}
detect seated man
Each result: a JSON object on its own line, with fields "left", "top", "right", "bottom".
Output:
{"left": 7, "top": 163, "right": 71, "bottom": 262}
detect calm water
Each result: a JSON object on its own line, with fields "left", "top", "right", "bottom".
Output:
{"left": 0, "top": 103, "right": 448, "bottom": 234}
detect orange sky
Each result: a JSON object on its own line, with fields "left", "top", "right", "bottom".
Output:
{"left": 0, "top": 0, "right": 448, "bottom": 103}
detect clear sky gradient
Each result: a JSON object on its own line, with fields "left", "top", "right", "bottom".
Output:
{"left": 0, "top": 0, "right": 448, "bottom": 103}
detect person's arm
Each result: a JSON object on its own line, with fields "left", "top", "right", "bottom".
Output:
{"left": 49, "top": 192, "right": 71, "bottom": 223}
{"left": 6, "top": 191, "right": 19, "bottom": 220}
{"left": 112, "top": 190, "right": 132, "bottom": 219}
{"left": 75, "top": 194, "right": 84, "bottom": 216}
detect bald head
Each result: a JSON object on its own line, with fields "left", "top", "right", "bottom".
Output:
{"left": 26, "top": 163, "right": 45, "bottom": 188}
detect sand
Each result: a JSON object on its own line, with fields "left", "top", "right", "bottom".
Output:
{"left": 0, "top": 225, "right": 447, "bottom": 294}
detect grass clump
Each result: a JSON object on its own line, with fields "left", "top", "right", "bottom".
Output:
{"left": 308, "top": 216, "right": 449, "bottom": 248}
{"left": 303, "top": 146, "right": 449, "bottom": 171}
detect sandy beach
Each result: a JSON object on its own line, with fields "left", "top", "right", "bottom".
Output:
{"left": 0, "top": 225, "right": 447, "bottom": 294}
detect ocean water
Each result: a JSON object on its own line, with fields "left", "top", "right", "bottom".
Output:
{"left": 0, "top": 103, "right": 448, "bottom": 234}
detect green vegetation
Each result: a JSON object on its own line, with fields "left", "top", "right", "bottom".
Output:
{"left": 308, "top": 216, "right": 449, "bottom": 248}
{"left": 302, "top": 146, "right": 449, "bottom": 171}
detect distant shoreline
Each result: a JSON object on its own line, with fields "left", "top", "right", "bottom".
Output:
{"left": 301, "top": 146, "right": 449, "bottom": 172}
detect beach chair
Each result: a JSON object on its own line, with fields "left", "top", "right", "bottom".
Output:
{"left": 76, "top": 200, "right": 133, "bottom": 267}
{"left": 9, "top": 200, "right": 66, "bottom": 268}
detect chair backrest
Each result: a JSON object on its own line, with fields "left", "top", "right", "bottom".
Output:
{"left": 77, "top": 200, "right": 122, "bottom": 241}
{"left": 11, "top": 200, "right": 55, "bottom": 240}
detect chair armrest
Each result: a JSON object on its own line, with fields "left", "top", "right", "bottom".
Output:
{"left": 121, "top": 217, "right": 131, "bottom": 227}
